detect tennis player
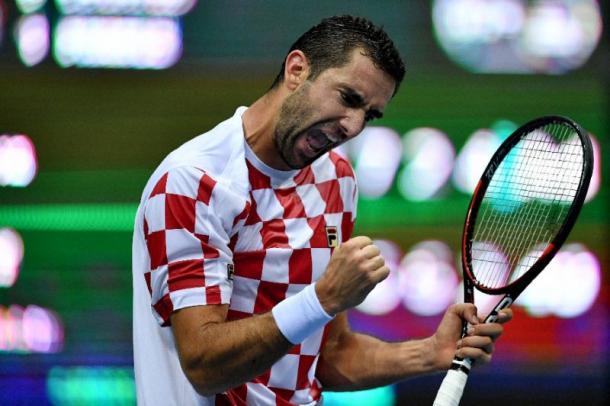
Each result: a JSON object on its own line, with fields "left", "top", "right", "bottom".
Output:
{"left": 132, "top": 15, "right": 512, "bottom": 405}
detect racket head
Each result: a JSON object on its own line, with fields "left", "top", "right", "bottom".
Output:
{"left": 461, "top": 115, "right": 593, "bottom": 295}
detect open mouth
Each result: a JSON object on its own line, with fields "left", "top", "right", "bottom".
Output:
{"left": 305, "top": 129, "right": 335, "bottom": 155}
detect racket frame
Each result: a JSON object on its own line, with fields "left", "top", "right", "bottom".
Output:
{"left": 462, "top": 115, "right": 594, "bottom": 304}
{"left": 434, "top": 115, "right": 594, "bottom": 406}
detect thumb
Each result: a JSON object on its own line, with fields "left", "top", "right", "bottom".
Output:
{"left": 455, "top": 303, "right": 480, "bottom": 325}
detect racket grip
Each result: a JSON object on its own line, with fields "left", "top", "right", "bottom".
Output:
{"left": 432, "top": 357, "right": 472, "bottom": 406}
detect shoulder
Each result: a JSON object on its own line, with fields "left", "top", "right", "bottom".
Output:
{"left": 141, "top": 109, "right": 251, "bottom": 203}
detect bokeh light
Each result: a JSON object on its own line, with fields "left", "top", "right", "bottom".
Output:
{"left": 398, "top": 240, "right": 459, "bottom": 316}
{"left": 452, "top": 129, "right": 503, "bottom": 194}
{"left": 16, "top": 0, "right": 46, "bottom": 13}
{"left": 516, "top": 243, "right": 601, "bottom": 318}
{"left": 47, "top": 366, "right": 135, "bottom": 405}
{"left": 0, "top": 228, "right": 24, "bottom": 288}
{"left": 432, "top": 0, "right": 603, "bottom": 74}
{"left": 14, "top": 14, "right": 50, "bottom": 66}
{"left": 324, "top": 385, "right": 395, "bottom": 406}
{"left": 0, "top": 304, "right": 63, "bottom": 353}
{"left": 345, "top": 126, "right": 402, "bottom": 198}
{"left": 53, "top": 16, "right": 183, "bottom": 69}
{"left": 398, "top": 127, "right": 455, "bottom": 201}
{"left": 23, "top": 305, "right": 64, "bottom": 352}
{"left": 55, "top": 0, "right": 198, "bottom": 16}
{"left": 0, "top": 134, "right": 38, "bottom": 187}
{"left": 357, "top": 240, "right": 403, "bottom": 315}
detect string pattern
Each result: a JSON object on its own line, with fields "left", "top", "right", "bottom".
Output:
{"left": 471, "top": 123, "right": 585, "bottom": 289}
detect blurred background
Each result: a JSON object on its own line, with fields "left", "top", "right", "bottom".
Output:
{"left": 0, "top": 0, "right": 607, "bottom": 405}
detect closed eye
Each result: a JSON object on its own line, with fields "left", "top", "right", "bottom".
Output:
{"left": 340, "top": 90, "right": 363, "bottom": 108}
{"left": 339, "top": 89, "right": 383, "bottom": 123}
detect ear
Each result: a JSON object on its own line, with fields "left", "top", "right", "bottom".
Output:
{"left": 283, "top": 50, "right": 310, "bottom": 91}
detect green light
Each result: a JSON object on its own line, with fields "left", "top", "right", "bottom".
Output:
{"left": 324, "top": 385, "right": 395, "bottom": 406}
{"left": 47, "top": 366, "right": 135, "bottom": 405}
{"left": 0, "top": 203, "right": 138, "bottom": 231}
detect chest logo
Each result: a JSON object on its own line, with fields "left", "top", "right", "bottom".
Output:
{"left": 325, "top": 226, "right": 338, "bottom": 248}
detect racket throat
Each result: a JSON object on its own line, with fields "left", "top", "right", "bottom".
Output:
{"left": 484, "top": 295, "right": 514, "bottom": 324}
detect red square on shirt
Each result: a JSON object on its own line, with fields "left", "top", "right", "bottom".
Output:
{"left": 165, "top": 193, "right": 197, "bottom": 232}
{"left": 147, "top": 230, "right": 167, "bottom": 269}
{"left": 288, "top": 249, "right": 313, "bottom": 284}
{"left": 253, "top": 281, "right": 288, "bottom": 313}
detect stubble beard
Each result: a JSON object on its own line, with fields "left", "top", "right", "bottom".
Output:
{"left": 274, "top": 83, "right": 320, "bottom": 170}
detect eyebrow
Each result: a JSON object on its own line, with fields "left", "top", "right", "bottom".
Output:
{"left": 342, "top": 87, "right": 384, "bottom": 120}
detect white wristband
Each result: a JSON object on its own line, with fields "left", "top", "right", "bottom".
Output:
{"left": 272, "top": 283, "right": 334, "bottom": 344}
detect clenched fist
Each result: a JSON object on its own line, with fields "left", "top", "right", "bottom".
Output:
{"left": 315, "top": 236, "right": 390, "bottom": 316}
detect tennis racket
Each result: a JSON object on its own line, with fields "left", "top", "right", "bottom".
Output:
{"left": 432, "top": 115, "right": 594, "bottom": 406}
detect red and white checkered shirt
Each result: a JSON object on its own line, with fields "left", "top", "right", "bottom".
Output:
{"left": 132, "top": 107, "right": 357, "bottom": 406}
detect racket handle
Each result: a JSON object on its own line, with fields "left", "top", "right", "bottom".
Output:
{"left": 432, "top": 357, "right": 472, "bottom": 406}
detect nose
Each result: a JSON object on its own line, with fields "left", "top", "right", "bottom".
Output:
{"left": 339, "top": 109, "right": 366, "bottom": 139}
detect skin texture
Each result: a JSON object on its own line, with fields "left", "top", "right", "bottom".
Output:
{"left": 170, "top": 48, "right": 513, "bottom": 397}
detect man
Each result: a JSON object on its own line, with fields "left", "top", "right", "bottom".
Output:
{"left": 132, "top": 15, "right": 512, "bottom": 405}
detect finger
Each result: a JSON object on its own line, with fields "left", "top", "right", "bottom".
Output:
{"left": 459, "top": 336, "right": 494, "bottom": 355}
{"left": 360, "top": 244, "right": 381, "bottom": 259}
{"left": 452, "top": 303, "right": 479, "bottom": 325}
{"left": 497, "top": 308, "right": 513, "bottom": 323}
{"left": 455, "top": 347, "right": 492, "bottom": 365}
{"left": 362, "top": 255, "right": 385, "bottom": 271}
{"left": 370, "top": 265, "right": 390, "bottom": 284}
{"left": 348, "top": 236, "right": 373, "bottom": 249}
{"left": 467, "top": 323, "right": 504, "bottom": 341}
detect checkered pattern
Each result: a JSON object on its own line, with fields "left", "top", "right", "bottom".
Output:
{"left": 220, "top": 150, "right": 357, "bottom": 405}
{"left": 141, "top": 143, "right": 357, "bottom": 404}
{"left": 142, "top": 165, "right": 250, "bottom": 326}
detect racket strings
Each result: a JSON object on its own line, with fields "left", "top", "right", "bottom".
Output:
{"left": 471, "top": 123, "right": 584, "bottom": 289}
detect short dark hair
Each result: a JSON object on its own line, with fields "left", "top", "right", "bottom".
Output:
{"left": 271, "top": 15, "right": 405, "bottom": 94}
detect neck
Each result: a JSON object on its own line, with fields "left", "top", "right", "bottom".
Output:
{"left": 242, "top": 88, "right": 290, "bottom": 170}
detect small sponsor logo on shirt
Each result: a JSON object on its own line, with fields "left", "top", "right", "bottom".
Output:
{"left": 325, "top": 226, "right": 338, "bottom": 248}
{"left": 227, "top": 263, "right": 234, "bottom": 280}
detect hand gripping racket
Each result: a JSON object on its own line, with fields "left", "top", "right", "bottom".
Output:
{"left": 432, "top": 116, "right": 594, "bottom": 406}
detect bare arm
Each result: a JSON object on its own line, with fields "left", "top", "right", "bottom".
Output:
{"left": 317, "top": 305, "right": 513, "bottom": 391}
{"left": 170, "top": 305, "right": 292, "bottom": 396}
{"left": 170, "top": 236, "right": 390, "bottom": 396}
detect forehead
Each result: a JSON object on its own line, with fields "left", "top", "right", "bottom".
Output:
{"left": 316, "top": 49, "right": 396, "bottom": 106}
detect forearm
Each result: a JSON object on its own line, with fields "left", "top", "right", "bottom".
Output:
{"left": 317, "top": 329, "right": 440, "bottom": 391}
{"left": 172, "top": 309, "right": 292, "bottom": 396}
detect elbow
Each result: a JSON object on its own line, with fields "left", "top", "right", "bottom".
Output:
{"left": 181, "top": 356, "right": 229, "bottom": 397}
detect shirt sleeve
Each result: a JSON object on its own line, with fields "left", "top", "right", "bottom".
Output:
{"left": 141, "top": 165, "right": 250, "bottom": 326}
{"left": 329, "top": 151, "right": 358, "bottom": 242}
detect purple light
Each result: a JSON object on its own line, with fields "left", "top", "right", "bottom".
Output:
{"left": 23, "top": 305, "right": 64, "bottom": 353}
{"left": 15, "top": 14, "right": 50, "bottom": 66}
{"left": 516, "top": 244, "right": 601, "bottom": 318}
{"left": 0, "top": 228, "right": 24, "bottom": 288}
{"left": 0, "top": 304, "right": 64, "bottom": 353}
{"left": 399, "top": 241, "right": 459, "bottom": 316}
{"left": 53, "top": 16, "right": 183, "bottom": 69}
{"left": 55, "top": 0, "right": 197, "bottom": 16}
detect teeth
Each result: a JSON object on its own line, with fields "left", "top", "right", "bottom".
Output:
{"left": 326, "top": 131, "right": 343, "bottom": 144}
